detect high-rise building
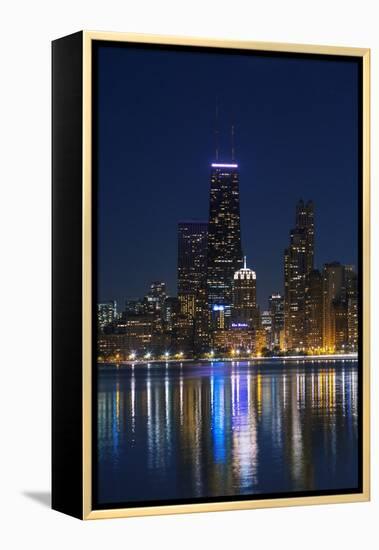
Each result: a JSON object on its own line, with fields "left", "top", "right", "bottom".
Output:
{"left": 261, "top": 310, "right": 272, "bottom": 349}
{"left": 232, "top": 256, "right": 258, "bottom": 329}
{"left": 322, "top": 264, "right": 358, "bottom": 353}
{"left": 284, "top": 200, "right": 314, "bottom": 351}
{"left": 97, "top": 301, "right": 117, "bottom": 332}
{"left": 269, "top": 293, "right": 284, "bottom": 349}
{"left": 345, "top": 266, "right": 358, "bottom": 352}
{"left": 162, "top": 296, "right": 180, "bottom": 333}
{"left": 322, "top": 262, "right": 346, "bottom": 352}
{"left": 145, "top": 281, "right": 167, "bottom": 315}
{"left": 98, "top": 314, "right": 159, "bottom": 359}
{"left": 207, "top": 162, "right": 243, "bottom": 327}
{"left": 334, "top": 300, "right": 348, "bottom": 352}
{"left": 177, "top": 221, "right": 208, "bottom": 317}
{"left": 304, "top": 270, "right": 323, "bottom": 351}
{"left": 177, "top": 221, "right": 209, "bottom": 352}
{"left": 125, "top": 297, "right": 145, "bottom": 316}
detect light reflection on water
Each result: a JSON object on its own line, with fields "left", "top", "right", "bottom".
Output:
{"left": 97, "top": 360, "right": 359, "bottom": 505}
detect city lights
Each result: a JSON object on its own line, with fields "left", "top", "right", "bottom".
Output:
{"left": 98, "top": 184, "right": 358, "bottom": 363}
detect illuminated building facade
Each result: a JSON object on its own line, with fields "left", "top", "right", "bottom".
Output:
{"left": 98, "top": 315, "right": 157, "bottom": 359}
{"left": 261, "top": 310, "right": 272, "bottom": 349}
{"left": 177, "top": 221, "right": 208, "bottom": 317}
{"left": 145, "top": 281, "right": 167, "bottom": 316}
{"left": 269, "top": 293, "right": 284, "bottom": 349}
{"left": 304, "top": 270, "right": 323, "bottom": 351}
{"left": 212, "top": 327, "right": 255, "bottom": 354}
{"left": 177, "top": 221, "right": 209, "bottom": 352}
{"left": 232, "top": 256, "right": 259, "bottom": 329}
{"left": 97, "top": 301, "right": 117, "bottom": 332}
{"left": 207, "top": 162, "right": 243, "bottom": 328}
{"left": 172, "top": 313, "right": 194, "bottom": 353}
{"left": 284, "top": 200, "right": 314, "bottom": 351}
{"left": 322, "top": 262, "right": 345, "bottom": 352}
{"left": 345, "top": 266, "right": 358, "bottom": 352}
{"left": 162, "top": 296, "right": 180, "bottom": 333}
{"left": 322, "top": 263, "right": 358, "bottom": 353}
{"left": 125, "top": 298, "right": 145, "bottom": 316}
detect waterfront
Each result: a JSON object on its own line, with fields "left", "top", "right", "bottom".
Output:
{"left": 97, "top": 359, "right": 359, "bottom": 505}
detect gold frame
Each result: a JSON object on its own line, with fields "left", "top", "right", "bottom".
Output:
{"left": 81, "top": 31, "right": 370, "bottom": 520}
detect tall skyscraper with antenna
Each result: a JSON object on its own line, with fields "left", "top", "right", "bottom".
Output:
{"left": 206, "top": 126, "right": 244, "bottom": 328}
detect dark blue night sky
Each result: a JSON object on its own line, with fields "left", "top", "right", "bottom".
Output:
{"left": 96, "top": 44, "right": 359, "bottom": 310}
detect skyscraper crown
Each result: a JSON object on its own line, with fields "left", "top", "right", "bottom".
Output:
{"left": 233, "top": 256, "right": 256, "bottom": 280}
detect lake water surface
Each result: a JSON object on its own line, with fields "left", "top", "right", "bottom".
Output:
{"left": 96, "top": 359, "right": 359, "bottom": 506}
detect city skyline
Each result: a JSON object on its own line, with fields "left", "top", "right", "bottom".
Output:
{"left": 97, "top": 45, "right": 359, "bottom": 310}
{"left": 97, "top": 184, "right": 358, "bottom": 358}
{"left": 92, "top": 40, "right": 362, "bottom": 511}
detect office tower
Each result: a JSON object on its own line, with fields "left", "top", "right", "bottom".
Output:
{"left": 345, "top": 266, "right": 358, "bottom": 352}
{"left": 322, "top": 262, "right": 346, "bottom": 352}
{"left": 334, "top": 300, "right": 348, "bottom": 351}
{"left": 145, "top": 281, "right": 167, "bottom": 315}
{"left": 261, "top": 310, "right": 272, "bottom": 348}
{"left": 162, "top": 296, "right": 180, "bottom": 333}
{"left": 97, "top": 301, "right": 117, "bottom": 332}
{"left": 337, "top": 265, "right": 358, "bottom": 353}
{"left": 177, "top": 221, "right": 209, "bottom": 352}
{"left": 304, "top": 270, "right": 323, "bottom": 351}
{"left": 232, "top": 256, "right": 258, "bottom": 328}
{"left": 177, "top": 221, "right": 208, "bottom": 317}
{"left": 269, "top": 293, "right": 285, "bottom": 349}
{"left": 172, "top": 313, "right": 194, "bottom": 353}
{"left": 98, "top": 314, "right": 160, "bottom": 359}
{"left": 207, "top": 162, "right": 243, "bottom": 327}
{"left": 284, "top": 199, "right": 314, "bottom": 351}
{"left": 125, "top": 298, "right": 145, "bottom": 316}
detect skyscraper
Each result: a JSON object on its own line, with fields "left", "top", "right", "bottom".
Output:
{"left": 345, "top": 266, "right": 358, "bottom": 352}
{"left": 304, "top": 270, "right": 323, "bottom": 351}
{"left": 261, "top": 310, "right": 272, "bottom": 348}
{"left": 322, "top": 263, "right": 358, "bottom": 353}
{"left": 322, "top": 262, "right": 345, "bottom": 352}
{"left": 232, "top": 256, "right": 259, "bottom": 329}
{"left": 284, "top": 200, "right": 314, "bottom": 351}
{"left": 97, "top": 301, "right": 117, "bottom": 332}
{"left": 177, "top": 221, "right": 208, "bottom": 318}
{"left": 207, "top": 162, "right": 243, "bottom": 328}
{"left": 177, "top": 221, "right": 209, "bottom": 352}
{"left": 145, "top": 281, "right": 167, "bottom": 317}
{"left": 269, "top": 293, "right": 285, "bottom": 349}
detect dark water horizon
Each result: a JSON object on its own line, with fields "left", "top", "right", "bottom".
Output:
{"left": 96, "top": 359, "right": 359, "bottom": 506}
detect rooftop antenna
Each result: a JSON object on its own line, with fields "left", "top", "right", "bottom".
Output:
{"left": 231, "top": 123, "right": 235, "bottom": 161}
{"left": 244, "top": 255, "right": 247, "bottom": 269}
{"left": 214, "top": 98, "right": 219, "bottom": 161}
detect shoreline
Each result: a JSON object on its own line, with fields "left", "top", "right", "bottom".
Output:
{"left": 98, "top": 353, "right": 358, "bottom": 368}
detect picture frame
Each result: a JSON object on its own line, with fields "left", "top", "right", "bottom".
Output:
{"left": 52, "top": 30, "right": 370, "bottom": 520}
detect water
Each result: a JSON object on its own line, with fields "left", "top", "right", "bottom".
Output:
{"left": 96, "top": 359, "right": 359, "bottom": 506}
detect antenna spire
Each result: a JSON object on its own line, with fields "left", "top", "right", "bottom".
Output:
{"left": 215, "top": 99, "right": 219, "bottom": 161}
{"left": 244, "top": 255, "right": 246, "bottom": 269}
{"left": 231, "top": 124, "right": 235, "bottom": 161}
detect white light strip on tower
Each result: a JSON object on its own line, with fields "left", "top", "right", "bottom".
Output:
{"left": 211, "top": 163, "right": 238, "bottom": 168}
